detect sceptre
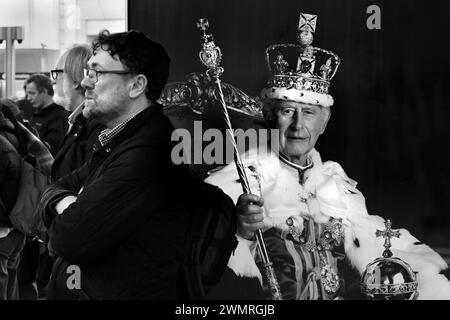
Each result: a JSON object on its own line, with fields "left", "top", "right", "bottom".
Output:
{"left": 196, "top": 18, "right": 283, "bottom": 300}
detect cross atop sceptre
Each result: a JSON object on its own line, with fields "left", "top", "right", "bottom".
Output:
{"left": 197, "top": 18, "right": 212, "bottom": 42}
{"left": 196, "top": 18, "right": 222, "bottom": 72}
{"left": 197, "top": 18, "right": 209, "bottom": 31}
{"left": 376, "top": 219, "right": 401, "bottom": 258}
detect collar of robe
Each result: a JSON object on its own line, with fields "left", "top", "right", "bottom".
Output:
{"left": 278, "top": 152, "right": 314, "bottom": 185}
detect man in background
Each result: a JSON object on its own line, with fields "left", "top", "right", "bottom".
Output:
{"left": 16, "top": 85, "right": 33, "bottom": 122}
{"left": 25, "top": 74, "right": 68, "bottom": 156}
{"left": 51, "top": 45, "right": 104, "bottom": 183}
{"left": 34, "top": 45, "right": 104, "bottom": 300}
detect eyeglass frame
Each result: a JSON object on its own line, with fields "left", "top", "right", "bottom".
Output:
{"left": 83, "top": 68, "right": 131, "bottom": 84}
{"left": 50, "top": 69, "right": 64, "bottom": 81}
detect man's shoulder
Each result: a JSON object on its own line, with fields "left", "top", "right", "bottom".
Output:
{"left": 139, "top": 106, "right": 173, "bottom": 135}
{"left": 319, "top": 159, "right": 358, "bottom": 189}
{"left": 38, "top": 103, "right": 69, "bottom": 121}
{"left": 44, "top": 103, "right": 68, "bottom": 117}
{"left": 51, "top": 103, "right": 69, "bottom": 115}
{"left": 101, "top": 111, "right": 175, "bottom": 165}
{"left": 115, "top": 107, "right": 174, "bottom": 147}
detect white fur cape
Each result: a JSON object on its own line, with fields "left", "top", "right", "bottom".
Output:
{"left": 205, "top": 148, "right": 450, "bottom": 300}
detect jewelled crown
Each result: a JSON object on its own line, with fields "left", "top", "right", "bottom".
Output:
{"left": 260, "top": 12, "right": 341, "bottom": 107}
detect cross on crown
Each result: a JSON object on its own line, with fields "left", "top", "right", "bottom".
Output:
{"left": 298, "top": 13, "right": 317, "bottom": 33}
{"left": 261, "top": 11, "right": 341, "bottom": 103}
{"left": 376, "top": 219, "right": 401, "bottom": 258}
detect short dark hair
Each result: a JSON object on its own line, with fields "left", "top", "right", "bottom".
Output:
{"left": 92, "top": 29, "right": 170, "bottom": 102}
{"left": 25, "top": 74, "right": 54, "bottom": 96}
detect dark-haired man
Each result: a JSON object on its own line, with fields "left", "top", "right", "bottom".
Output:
{"left": 26, "top": 74, "right": 68, "bottom": 156}
{"left": 38, "top": 30, "right": 213, "bottom": 299}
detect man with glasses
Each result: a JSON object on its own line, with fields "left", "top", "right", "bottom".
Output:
{"left": 25, "top": 74, "right": 68, "bottom": 156}
{"left": 38, "top": 30, "right": 205, "bottom": 299}
{"left": 51, "top": 45, "right": 105, "bottom": 183}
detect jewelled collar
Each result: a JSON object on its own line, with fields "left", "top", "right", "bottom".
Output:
{"left": 278, "top": 152, "right": 314, "bottom": 171}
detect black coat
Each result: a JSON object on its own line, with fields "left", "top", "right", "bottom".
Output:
{"left": 51, "top": 114, "right": 104, "bottom": 181}
{"left": 39, "top": 105, "right": 199, "bottom": 299}
{"left": 30, "top": 103, "right": 68, "bottom": 156}
{"left": 0, "top": 113, "right": 21, "bottom": 226}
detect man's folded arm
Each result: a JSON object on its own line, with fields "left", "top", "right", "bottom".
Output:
{"left": 46, "top": 147, "right": 173, "bottom": 264}
{"left": 39, "top": 163, "right": 89, "bottom": 228}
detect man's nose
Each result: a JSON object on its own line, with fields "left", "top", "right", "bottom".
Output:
{"left": 291, "top": 113, "right": 305, "bottom": 130}
{"left": 81, "top": 76, "right": 93, "bottom": 90}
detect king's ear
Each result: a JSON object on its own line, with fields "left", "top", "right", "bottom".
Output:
{"left": 129, "top": 74, "right": 148, "bottom": 99}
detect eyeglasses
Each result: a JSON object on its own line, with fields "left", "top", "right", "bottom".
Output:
{"left": 83, "top": 68, "right": 130, "bottom": 84}
{"left": 50, "top": 69, "right": 64, "bottom": 80}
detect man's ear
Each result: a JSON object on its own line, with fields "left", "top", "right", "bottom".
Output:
{"left": 129, "top": 74, "right": 148, "bottom": 99}
{"left": 319, "top": 107, "right": 331, "bottom": 134}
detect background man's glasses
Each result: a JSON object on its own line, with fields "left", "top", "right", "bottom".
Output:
{"left": 51, "top": 69, "right": 64, "bottom": 80}
{"left": 83, "top": 69, "right": 130, "bottom": 84}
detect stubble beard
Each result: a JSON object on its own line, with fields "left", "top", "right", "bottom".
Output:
{"left": 82, "top": 99, "right": 124, "bottom": 126}
{"left": 82, "top": 99, "right": 96, "bottom": 120}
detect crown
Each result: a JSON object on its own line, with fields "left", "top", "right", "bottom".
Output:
{"left": 260, "top": 12, "right": 341, "bottom": 107}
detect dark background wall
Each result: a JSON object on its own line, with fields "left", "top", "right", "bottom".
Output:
{"left": 128, "top": 0, "right": 450, "bottom": 246}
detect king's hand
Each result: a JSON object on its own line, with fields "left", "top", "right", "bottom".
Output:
{"left": 236, "top": 193, "right": 265, "bottom": 240}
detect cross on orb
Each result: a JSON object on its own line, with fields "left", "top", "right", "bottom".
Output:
{"left": 375, "top": 219, "right": 401, "bottom": 258}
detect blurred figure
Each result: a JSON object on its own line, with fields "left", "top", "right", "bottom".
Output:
{"left": 0, "top": 99, "right": 47, "bottom": 301}
{"left": 0, "top": 99, "right": 22, "bottom": 122}
{"left": 25, "top": 74, "right": 68, "bottom": 156}
{"left": 16, "top": 85, "right": 34, "bottom": 122}
{"left": 0, "top": 104, "right": 27, "bottom": 299}
{"left": 50, "top": 44, "right": 104, "bottom": 180}
{"left": 32, "top": 45, "right": 104, "bottom": 300}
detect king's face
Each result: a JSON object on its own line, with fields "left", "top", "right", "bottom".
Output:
{"left": 274, "top": 100, "right": 329, "bottom": 165}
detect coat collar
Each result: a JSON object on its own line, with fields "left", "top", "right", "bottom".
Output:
{"left": 53, "top": 114, "right": 88, "bottom": 163}
{"left": 92, "top": 104, "right": 163, "bottom": 154}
